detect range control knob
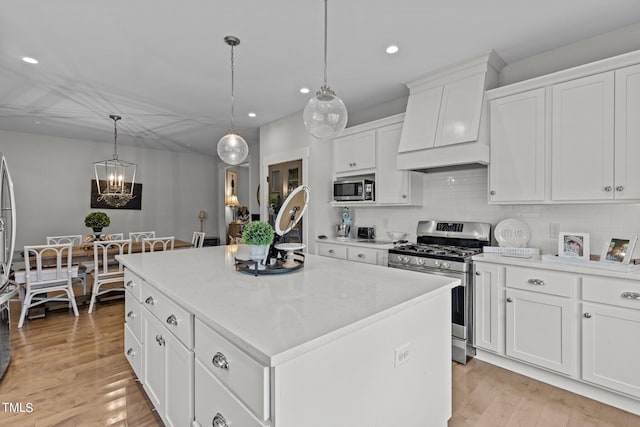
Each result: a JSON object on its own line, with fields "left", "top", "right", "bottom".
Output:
{"left": 416, "top": 258, "right": 425, "bottom": 266}
{"left": 441, "top": 262, "right": 451, "bottom": 269}
{"left": 434, "top": 260, "right": 441, "bottom": 267}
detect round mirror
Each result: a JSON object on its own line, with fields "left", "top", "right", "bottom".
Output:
{"left": 274, "top": 185, "right": 310, "bottom": 236}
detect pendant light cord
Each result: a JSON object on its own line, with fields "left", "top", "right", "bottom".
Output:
{"left": 230, "top": 44, "right": 236, "bottom": 132}
{"left": 323, "top": 0, "right": 328, "bottom": 88}
{"left": 112, "top": 115, "right": 120, "bottom": 160}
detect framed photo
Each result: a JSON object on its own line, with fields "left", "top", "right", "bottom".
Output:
{"left": 558, "top": 232, "right": 590, "bottom": 260}
{"left": 601, "top": 235, "right": 637, "bottom": 264}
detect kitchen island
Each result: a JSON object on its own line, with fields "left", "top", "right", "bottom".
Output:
{"left": 117, "top": 245, "right": 458, "bottom": 427}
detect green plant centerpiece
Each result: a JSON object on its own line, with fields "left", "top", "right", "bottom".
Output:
{"left": 84, "top": 211, "right": 110, "bottom": 237}
{"left": 242, "top": 221, "right": 274, "bottom": 262}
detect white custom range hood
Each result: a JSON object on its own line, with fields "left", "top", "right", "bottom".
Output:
{"left": 397, "top": 51, "right": 505, "bottom": 172}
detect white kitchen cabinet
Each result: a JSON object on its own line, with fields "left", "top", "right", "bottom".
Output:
{"left": 124, "top": 270, "right": 145, "bottom": 381}
{"left": 488, "top": 88, "right": 546, "bottom": 203}
{"left": 614, "top": 63, "right": 640, "bottom": 200}
{"left": 551, "top": 71, "right": 615, "bottom": 201}
{"left": 317, "top": 241, "right": 388, "bottom": 266}
{"left": 333, "top": 130, "right": 376, "bottom": 175}
{"left": 316, "top": 242, "right": 347, "bottom": 260}
{"left": 376, "top": 123, "right": 423, "bottom": 205}
{"left": 473, "top": 262, "right": 504, "bottom": 353}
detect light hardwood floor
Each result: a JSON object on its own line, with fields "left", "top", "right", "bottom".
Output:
{"left": 1, "top": 300, "right": 639, "bottom": 426}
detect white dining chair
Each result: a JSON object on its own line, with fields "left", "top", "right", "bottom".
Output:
{"left": 103, "top": 233, "right": 124, "bottom": 240}
{"left": 141, "top": 236, "right": 175, "bottom": 253}
{"left": 18, "top": 243, "right": 79, "bottom": 328}
{"left": 89, "top": 239, "right": 132, "bottom": 314}
{"left": 129, "top": 231, "right": 156, "bottom": 242}
{"left": 192, "top": 232, "right": 206, "bottom": 248}
{"left": 46, "top": 234, "right": 87, "bottom": 295}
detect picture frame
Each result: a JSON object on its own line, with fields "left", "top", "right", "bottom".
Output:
{"left": 226, "top": 169, "right": 238, "bottom": 198}
{"left": 601, "top": 234, "right": 637, "bottom": 264}
{"left": 558, "top": 232, "right": 590, "bottom": 260}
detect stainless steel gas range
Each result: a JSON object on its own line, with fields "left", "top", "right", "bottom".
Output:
{"left": 388, "top": 220, "right": 491, "bottom": 364}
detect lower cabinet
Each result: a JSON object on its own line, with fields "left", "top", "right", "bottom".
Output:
{"left": 317, "top": 241, "right": 388, "bottom": 266}
{"left": 473, "top": 262, "right": 504, "bottom": 353}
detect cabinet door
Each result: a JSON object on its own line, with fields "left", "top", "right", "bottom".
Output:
{"left": 474, "top": 263, "right": 504, "bottom": 353}
{"left": 505, "top": 288, "right": 574, "bottom": 375}
{"left": 352, "top": 130, "right": 376, "bottom": 171}
{"left": 489, "top": 88, "right": 546, "bottom": 202}
{"left": 398, "top": 85, "right": 443, "bottom": 153}
{"left": 142, "top": 309, "right": 166, "bottom": 413}
{"left": 333, "top": 135, "right": 354, "bottom": 173}
{"left": 614, "top": 64, "right": 640, "bottom": 200}
{"left": 377, "top": 123, "right": 409, "bottom": 204}
{"left": 435, "top": 72, "right": 485, "bottom": 146}
{"left": 165, "top": 330, "right": 194, "bottom": 427}
{"left": 551, "top": 72, "right": 614, "bottom": 201}
{"left": 582, "top": 302, "right": 640, "bottom": 398}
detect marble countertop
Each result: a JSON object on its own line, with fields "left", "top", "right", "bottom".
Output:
{"left": 118, "top": 245, "right": 457, "bottom": 366}
{"left": 316, "top": 237, "right": 397, "bottom": 249}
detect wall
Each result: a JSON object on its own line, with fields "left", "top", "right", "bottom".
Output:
{"left": 1, "top": 129, "right": 219, "bottom": 249}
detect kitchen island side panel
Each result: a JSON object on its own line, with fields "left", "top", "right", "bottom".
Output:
{"left": 271, "top": 289, "right": 452, "bottom": 427}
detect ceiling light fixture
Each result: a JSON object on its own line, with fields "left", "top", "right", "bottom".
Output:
{"left": 300, "top": 87, "right": 310, "bottom": 94}
{"left": 248, "top": 112, "right": 257, "bottom": 118}
{"left": 303, "top": 0, "right": 348, "bottom": 139}
{"left": 386, "top": 45, "right": 399, "bottom": 54}
{"left": 93, "top": 115, "right": 137, "bottom": 208}
{"left": 21, "top": 57, "right": 38, "bottom": 64}
{"left": 217, "top": 35, "right": 249, "bottom": 166}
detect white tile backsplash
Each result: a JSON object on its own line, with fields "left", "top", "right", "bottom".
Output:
{"left": 346, "top": 168, "right": 640, "bottom": 258}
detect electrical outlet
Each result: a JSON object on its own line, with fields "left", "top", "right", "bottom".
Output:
{"left": 394, "top": 343, "right": 411, "bottom": 368}
{"left": 549, "top": 223, "right": 560, "bottom": 238}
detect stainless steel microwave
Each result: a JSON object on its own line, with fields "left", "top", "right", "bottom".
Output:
{"left": 333, "top": 179, "right": 374, "bottom": 201}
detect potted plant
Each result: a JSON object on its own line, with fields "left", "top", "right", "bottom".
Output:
{"left": 84, "top": 211, "right": 110, "bottom": 236}
{"left": 242, "top": 221, "right": 274, "bottom": 261}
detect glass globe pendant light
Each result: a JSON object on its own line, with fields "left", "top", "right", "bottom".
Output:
{"left": 217, "top": 36, "right": 249, "bottom": 165}
{"left": 303, "top": 0, "right": 348, "bottom": 139}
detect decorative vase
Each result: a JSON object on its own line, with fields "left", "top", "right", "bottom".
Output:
{"left": 92, "top": 227, "right": 103, "bottom": 241}
{"left": 248, "top": 244, "right": 269, "bottom": 262}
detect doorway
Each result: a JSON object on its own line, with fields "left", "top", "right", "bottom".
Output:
{"left": 267, "top": 159, "right": 302, "bottom": 243}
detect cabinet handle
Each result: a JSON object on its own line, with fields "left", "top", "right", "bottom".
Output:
{"left": 126, "top": 310, "right": 135, "bottom": 318}
{"left": 527, "top": 279, "right": 545, "bottom": 286}
{"left": 616, "top": 185, "right": 624, "bottom": 192}
{"left": 402, "top": 194, "right": 407, "bottom": 199}
{"left": 358, "top": 253, "right": 366, "bottom": 258}
{"left": 166, "top": 314, "right": 178, "bottom": 326}
{"left": 212, "top": 413, "right": 228, "bottom": 427}
{"left": 125, "top": 280, "right": 134, "bottom": 288}
{"left": 584, "top": 313, "right": 592, "bottom": 319}
{"left": 126, "top": 348, "right": 135, "bottom": 356}
{"left": 328, "top": 249, "right": 335, "bottom": 254}
{"left": 621, "top": 292, "right": 640, "bottom": 300}
{"left": 155, "top": 335, "right": 165, "bottom": 346}
{"left": 475, "top": 271, "right": 481, "bottom": 276}
{"left": 490, "top": 190, "right": 496, "bottom": 196}
{"left": 144, "top": 296, "right": 155, "bottom": 305}
{"left": 212, "top": 352, "right": 229, "bottom": 370}
{"left": 604, "top": 186, "right": 612, "bottom": 192}
{"left": 506, "top": 297, "right": 513, "bottom": 303}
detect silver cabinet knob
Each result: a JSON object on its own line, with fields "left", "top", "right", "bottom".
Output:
{"left": 584, "top": 313, "right": 592, "bottom": 318}
{"left": 475, "top": 271, "right": 481, "bottom": 276}
{"left": 621, "top": 292, "right": 640, "bottom": 300}
{"left": 212, "top": 352, "right": 229, "bottom": 370}
{"left": 213, "top": 413, "right": 228, "bottom": 427}
{"left": 126, "top": 348, "right": 135, "bottom": 356}
{"left": 155, "top": 335, "right": 165, "bottom": 346}
{"left": 127, "top": 311, "right": 135, "bottom": 318}
{"left": 166, "top": 314, "right": 178, "bottom": 326}
{"left": 604, "top": 186, "right": 612, "bottom": 192}
{"left": 616, "top": 185, "right": 624, "bottom": 191}
{"left": 527, "top": 279, "right": 545, "bottom": 286}
{"left": 144, "top": 296, "right": 155, "bottom": 305}
{"left": 357, "top": 253, "right": 366, "bottom": 258}
{"left": 328, "top": 249, "right": 335, "bottom": 254}
{"left": 506, "top": 297, "right": 513, "bottom": 303}
{"left": 125, "top": 280, "right": 134, "bottom": 288}
{"left": 490, "top": 190, "right": 496, "bottom": 195}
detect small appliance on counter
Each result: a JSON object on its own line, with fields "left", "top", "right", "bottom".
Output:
{"left": 333, "top": 178, "right": 374, "bottom": 202}
{"left": 357, "top": 226, "right": 376, "bottom": 240}
{"left": 336, "top": 207, "right": 353, "bottom": 240}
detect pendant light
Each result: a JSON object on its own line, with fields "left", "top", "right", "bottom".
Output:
{"left": 93, "top": 115, "right": 137, "bottom": 208}
{"left": 217, "top": 36, "right": 249, "bottom": 166}
{"left": 303, "top": 0, "right": 348, "bottom": 139}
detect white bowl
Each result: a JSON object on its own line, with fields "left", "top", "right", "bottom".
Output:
{"left": 387, "top": 231, "right": 407, "bottom": 241}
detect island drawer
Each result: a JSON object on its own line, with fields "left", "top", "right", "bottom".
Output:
{"left": 194, "top": 318, "right": 270, "bottom": 421}
{"left": 124, "top": 291, "right": 142, "bottom": 343}
{"left": 347, "top": 246, "right": 379, "bottom": 265}
{"left": 194, "top": 359, "right": 268, "bottom": 427}
{"left": 124, "top": 269, "right": 144, "bottom": 302}
{"left": 124, "top": 323, "right": 143, "bottom": 381}
{"left": 318, "top": 243, "right": 347, "bottom": 259}
{"left": 506, "top": 266, "right": 576, "bottom": 297}
{"left": 582, "top": 276, "right": 640, "bottom": 309}
{"left": 141, "top": 282, "right": 193, "bottom": 348}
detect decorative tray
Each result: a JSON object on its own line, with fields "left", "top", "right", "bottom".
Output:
{"left": 235, "top": 253, "right": 305, "bottom": 276}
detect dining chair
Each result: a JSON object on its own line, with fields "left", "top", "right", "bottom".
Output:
{"left": 89, "top": 239, "right": 132, "bottom": 314}
{"left": 18, "top": 243, "right": 79, "bottom": 328}
{"left": 104, "top": 233, "right": 124, "bottom": 240}
{"left": 129, "top": 231, "right": 156, "bottom": 242}
{"left": 46, "top": 234, "right": 87, "bottom": 295}
{"left": 192, "top": 231, "right": 206, "bottom": 248}
{"left": 141, "top": 236, "right": 175, "bottom": 253}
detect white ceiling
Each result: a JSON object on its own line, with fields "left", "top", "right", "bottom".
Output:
{"left": 1, "top": 0, "right": 639, "bottom": 157}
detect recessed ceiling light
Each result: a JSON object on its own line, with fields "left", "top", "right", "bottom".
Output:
{"left": 21, "top": 56, "right": 38, "bottom": 64}
{"left": 248, "top": 112, "right": 257, "bottom": 118}
{"left": 34, "top": 121, "right": 41, "bottom": 125}
{"left": 386, "top": 45, "right": 399, "bottom": 54}
{"left": 300, "top": 87, "right": 310, "bottom": 94}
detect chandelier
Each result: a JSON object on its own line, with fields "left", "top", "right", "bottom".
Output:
{"left": 217, "top": 36, "right": 249, "bottom": 165}
{"left": 93, "top": 115, "right": 137, "bottom": 207}
{"left": 303, "top": 0, "right": 348, "bottom": 139}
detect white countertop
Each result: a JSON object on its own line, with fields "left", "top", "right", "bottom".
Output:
{"left": 316, "top": 237, "right": 396, "bottom": 249}
{"left": 118, "top": 245, "right": 457, "bottom": 366}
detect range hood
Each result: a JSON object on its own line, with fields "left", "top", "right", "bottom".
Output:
{"left": 397, "top": 50, "right": 505, "bottom": 172}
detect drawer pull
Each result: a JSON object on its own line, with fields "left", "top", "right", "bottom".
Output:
{"left": 328, "top": 249, "right": 335, "bottom": 254}
{"left": 144, "top": 296, "right": 155, "bottom": 305}
{"left": 584, "top": 313, "right": 592, "bottom": 319}
{"left": 604, "top": 186, "right": 612, "bottom": 192}
{"left": 125, "top": 280, "right": 134, "bottom": 288}
{"left": 621, "top": 292, "right": 640, "bottom": 300}
{"left": 212, "top": 352, "right": 229, "bottom": 370}
{"left": 212, "top": 413, "right": 228, "bottom": 427}
{"left": 357, "top": 253, "right": 366, "bottom": 258}
{"left": 527, "top": 279, "right": 545, "bottom": 286}
{"left": 616, "top": 185, "right": 624, "bottom": 192}
{"left": 126, "top": 310, "right": 135, "bottom": 318}
{"left": 166, "top": 314, "right": 178, "bottom": 326}
{"left": 506, "top": 297, "right": 513, "bottom": 303}
{"left": 126, "top": 348, "right": 135, "bottom": 356}
{"left": 155, "top": 335, "right": 165, "bottom": 346}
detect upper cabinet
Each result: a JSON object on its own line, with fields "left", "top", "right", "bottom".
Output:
{"left": 333, "top": 130, "right": 376, "bottom": 174}
{"left": 487, "top": 49, "right": 640, "bottom": 204}
{"left": 376, "top": 123, "right": 422, "bottom": 205}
